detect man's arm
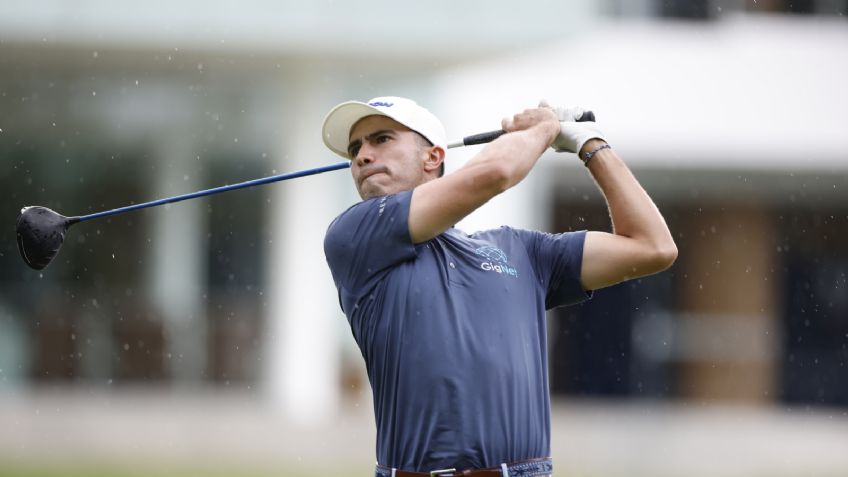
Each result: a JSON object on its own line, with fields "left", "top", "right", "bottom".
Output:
{"left": 408, "top": 107, "right": 559, "bottom": 243}
{"left": 579, "top": 139, "right": 678, "bottom": 290}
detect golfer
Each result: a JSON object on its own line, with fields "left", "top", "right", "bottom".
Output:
{"left": 321, "top": 97, "right": 676, "bottom": 476}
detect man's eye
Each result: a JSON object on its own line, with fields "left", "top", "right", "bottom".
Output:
{"left": 349, "top": 145, "right": 360, "bottom": 157}
{"left": 376, "top": 135, "right": 391, "bottom": 143}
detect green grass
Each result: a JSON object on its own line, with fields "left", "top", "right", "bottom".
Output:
{"left": 3, "top": 462, "right": 840, "bottom": 477}
{"left": 0, "top": 462, "right": 363, "bottom": 477}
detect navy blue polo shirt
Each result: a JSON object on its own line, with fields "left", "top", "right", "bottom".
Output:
{"left": 324, "top": 189, "right": 590, "bottom": 472}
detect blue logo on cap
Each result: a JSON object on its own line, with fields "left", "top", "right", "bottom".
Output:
{"left": 369, "top": 101, "right": 394, "bottom": 108}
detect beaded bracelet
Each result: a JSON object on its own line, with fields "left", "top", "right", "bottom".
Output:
{"left": 583, "top": 143, "right": 611, "bottom": 167}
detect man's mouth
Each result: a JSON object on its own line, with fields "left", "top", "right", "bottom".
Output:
{"left": 359, "top": 167, "right": 388, "bottom": 184}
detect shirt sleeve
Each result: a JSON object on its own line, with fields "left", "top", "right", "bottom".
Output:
{"left": 513, "top": 228, "right": 592, "bottom": 309}
{"left": 324, "top": 190, "right": 417, "bottom": 303}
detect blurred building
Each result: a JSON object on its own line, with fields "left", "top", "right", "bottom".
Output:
{"left": 1, "top": 0, "right": 847, "bottom": 442}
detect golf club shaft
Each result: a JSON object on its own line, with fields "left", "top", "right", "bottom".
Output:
{"left": 76, "top": 116, "right": 595, "bottom": 222}
{"left": 77, "top": 161, "right": 352, "bottom": 222}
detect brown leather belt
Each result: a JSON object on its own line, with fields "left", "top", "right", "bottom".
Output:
{"left": 375, "top": 457, "right": 552, "bottom": 477}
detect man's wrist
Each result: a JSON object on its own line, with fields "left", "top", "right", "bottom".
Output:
{"left": 580, "top": 138, "right": 607, "bottom": 158}
{"left": 533, "top": 119, "right": 561, "bottom": 147}
{"left": 545, "top": 119, "right": 561, "bottom": 145}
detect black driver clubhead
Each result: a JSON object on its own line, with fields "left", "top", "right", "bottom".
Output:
{"left": 16, "top": 206, "right": 79, "bottom": 270}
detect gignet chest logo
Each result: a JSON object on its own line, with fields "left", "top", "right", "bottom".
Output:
{"left": 474, "top": 245, "right": 518, "bottom": 277}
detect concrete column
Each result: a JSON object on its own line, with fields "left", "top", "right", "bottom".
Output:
{"left": 149, "top": 134, "right": 207, "bottom": 383}
{"left": 265, "top": 72, "right": 344, "bottom": 424}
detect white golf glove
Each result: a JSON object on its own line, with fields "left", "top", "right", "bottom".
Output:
{"left": 540, "top": 101, "right": 606, "bottom": 154}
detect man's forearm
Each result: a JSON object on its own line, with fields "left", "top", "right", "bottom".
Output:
{"left": 583, "top": 139, "right": 676, "bottom": 255}
{"left": 464, "top": 122, "right": 556, "bottom": 190}
{"left": 407, "top": 109, "right": 558, "bottom": 244}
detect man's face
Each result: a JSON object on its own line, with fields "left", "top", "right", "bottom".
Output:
{"left": 348, "top": 115, "right": 430, "bottom": 200}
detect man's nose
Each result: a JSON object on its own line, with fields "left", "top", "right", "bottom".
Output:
{"left": 355, "top": 143, "right": 375, "bottom": 165}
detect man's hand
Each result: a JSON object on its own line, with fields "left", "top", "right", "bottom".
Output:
{"left": 501, "top": 107, "right": 560, "bottom": 146}
{"left": 542, "top": 101, "right": 607, "bottom": 155}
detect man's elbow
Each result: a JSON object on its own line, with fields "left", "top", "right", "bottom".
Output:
{"left": 648, "top": 240, "right": 678, "bottom": 272}
{"left": 475, "top": 161, "right": 514, "bottom": 195}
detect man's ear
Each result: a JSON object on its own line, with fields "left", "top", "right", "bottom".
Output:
{"left": 422, "top": 146, "right": 446, "bottom": 176}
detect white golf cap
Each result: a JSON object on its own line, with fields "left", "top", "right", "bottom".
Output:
{"left": 321, "top": 96, "right": 447, "bottom": 158}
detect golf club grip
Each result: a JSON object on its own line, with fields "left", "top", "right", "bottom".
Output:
{"left": 455, "top": 110, "right": 595, "bottom": 148}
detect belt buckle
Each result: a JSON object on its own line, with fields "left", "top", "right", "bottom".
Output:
{"left": 429, "top": 468, "right": 457, "bottom": 476}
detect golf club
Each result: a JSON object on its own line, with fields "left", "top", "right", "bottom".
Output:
{"left": 17, "top": 111, "right": 595, "bottom": 270}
